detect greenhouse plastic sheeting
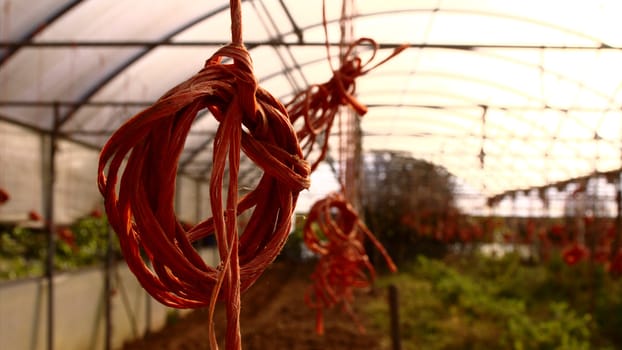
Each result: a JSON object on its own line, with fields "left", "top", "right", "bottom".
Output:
{"left": 1, "top": 0, "right": 622, "bottom": 216}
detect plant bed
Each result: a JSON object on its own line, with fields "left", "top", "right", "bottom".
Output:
{"left": 121, "top": 261, "right": 383, "bottom": 350}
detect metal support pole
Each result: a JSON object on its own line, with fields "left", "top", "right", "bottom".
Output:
{"left": 43, "top": 103, "right": 60, "bottom": 350}
{"left": 610, "top": 142, "right": 622, "bottom": 271}
{"left": 610, "top": 172, "right": 622, "bottom": 266}
{"left": 104, "top": 226, "right": 115, "bottom": 350}
{"left": 345, "top": 111, "right": 363, "bottom": 212}
{"left": 388, "top": 284, "right": 401, "bottom": 350}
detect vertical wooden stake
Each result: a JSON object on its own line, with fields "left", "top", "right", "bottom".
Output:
{"left": 388, "top": 284, "right": 401, "bottom": 350}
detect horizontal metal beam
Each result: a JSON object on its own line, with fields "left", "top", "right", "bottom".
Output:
{"left": 366, "top": 103, "right": 620, "bottom": 113}
{"left": 0, "top": 40, "right": 618, "bottom": 50}
{"left": 0, "top": 100, "right": 152, "bottom": 107}
{"left": 69, "top": 129, "right": 216, "bottom": 136}
{"left": 0, "top": 0, "right": 83, "bottom": 66}
{"left": 2, "top": 100, "right": 619, "bottom": 114}
{"left": 487, "top": 168, "right": 622, "bottom": 202}
{"left": 361, "top": 131, "right": 618, "bottom": 143}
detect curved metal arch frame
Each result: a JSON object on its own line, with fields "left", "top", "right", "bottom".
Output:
{"left": 262, "top": 44, "right": 620, "bottom": 194}
{"left": 3, "top": 3, "right": 617, "bottom": 128}
{"left": 263, "top": 43, "right": 617, "bottom": 147}
{"left": 0, "top": 0, "right": 83, "bottom": 66}
{"left": 358, "top": 135, "right": 540, "bottom": 195}
{"left": 55, "top": 2, "right": 237, "bottom": 127}
{"left": 1, "top": 2, "right": 619, "bottom": 197}
{"left": 314, "top": 7, "right": 612, "bottom": 47}
{"left": 359, "top": 102, "right": 618, "bottom": 191}
{"left": 358, "top": 67, "right": 621, "bottom": 148}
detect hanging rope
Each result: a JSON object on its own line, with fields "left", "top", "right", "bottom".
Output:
{"left": 285, "top": 0, "right": 407, "bottom": 173}
{"left": 97, "top": 1, "right": 310, "bottom": 349}
{"left": 286, "top": 38, "right": 406, "bottom": 172}
{"left": 293, "top": 1, "right": 400, "bottom": 335}
{"left": 303, "top": 192, "right": 396, "bottom": 335}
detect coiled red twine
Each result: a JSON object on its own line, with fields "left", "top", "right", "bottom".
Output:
{"left": 97, "top": 43, "right": 310, "bottom": 349}
{"left": 286, "top": 38, "right": 407, "bottom": 172}
{"left": 303, "top": 192, "right": 397, "bottom": 335}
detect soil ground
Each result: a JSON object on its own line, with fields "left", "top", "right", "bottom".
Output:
{"left": 121, "top": 261, "right": 384, "bottom": 350}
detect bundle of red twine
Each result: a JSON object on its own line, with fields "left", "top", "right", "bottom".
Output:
{"left": 286, "top": 38, "right": 407, "bottom": 172}
{"left": 303, "top": 192, "right": 396, "bottom": 335}
{"left": 97, "top": 2, "right": 310, "bottom": 349}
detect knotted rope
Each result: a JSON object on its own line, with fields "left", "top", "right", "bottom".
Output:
{"left": 286, "top": 37, "right": 407, "bottom": 172}
{"left": 303, "top": 192, "right": 396, "bottom": 334}
{"left": 97, "top": 1, "right": 310, "bottom": 349}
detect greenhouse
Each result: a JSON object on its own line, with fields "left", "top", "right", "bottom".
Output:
{"left": 1, "top": 0, "right": 622, "bottom": 349}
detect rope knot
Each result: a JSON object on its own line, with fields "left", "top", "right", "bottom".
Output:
{"left": 98, "top": 25, "right": 309, "bottom": 350}
{"left": 331, "top": 56, "right": 367, "bottom": 115}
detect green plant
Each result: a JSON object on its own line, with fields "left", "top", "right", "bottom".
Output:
{"left": 0, "top": 226, "right": 46, "bottom": 279}
{"left": 363, "top": 254, "right": 607, "bottom": 350}
{"left": 0, "top": 214, "right": 119, "bottom": 280}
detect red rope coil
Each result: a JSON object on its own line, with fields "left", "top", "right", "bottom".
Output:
{"left": 286, "top": 38, "right": 407, "bottom": 172}
{"left": 98, "top": 43, "right": 310, "bottom": 349}
{"left": 303, "top": 192, "right": 396, "bottom": 335}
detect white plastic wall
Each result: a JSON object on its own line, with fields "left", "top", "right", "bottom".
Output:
{"left": 0, "top": 121, "right": 43, "bottom": 222}
{"left": 0, "top": 247, "right": 217, "bottom": 350}
{"left": 0, "top": 120, "right": 212, "bottom": 225}
{"left": 176, "top": 175, "right": 199, "bottom": 224}
{"left": 55, "top": 138, "right": 103, "bottom": 224}
{"left": 0, "top": 120, "right": 101, "bottom": 225}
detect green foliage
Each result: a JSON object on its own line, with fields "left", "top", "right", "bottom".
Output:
{"left": 0, "top": 226, "right": 46, "bottom": 279}
{"left": 0, "top": 214, "right": 118, "bottom": 280}
{"left": 63, "top": 214, "right": 115, "bottom": 266}
{"left": 363, "top": 254, "right": 621, "bottom": 349}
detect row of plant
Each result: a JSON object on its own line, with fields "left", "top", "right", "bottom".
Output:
{"left": 364, "top": 252, "right": 622, "bottom": 349}
{"left": 0, "top": 212, "right": 113, "bottom": 280}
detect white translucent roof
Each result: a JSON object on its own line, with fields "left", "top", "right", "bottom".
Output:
{"left": 1, "top": 0, "right": 622, "bottom": 213}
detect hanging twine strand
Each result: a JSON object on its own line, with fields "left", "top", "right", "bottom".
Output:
{"left": 285, "top": 0, "right": 407, "bottom": 173}
{"left": 286, "top": 37, "right": 406, "bottom": 173}
{"left": 230, "top": 0, "right": 243, "bottom": 45}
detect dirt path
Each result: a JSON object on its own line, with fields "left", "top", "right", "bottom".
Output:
{"left": 121, "top": 261, "right": 383, "bottom": 350}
